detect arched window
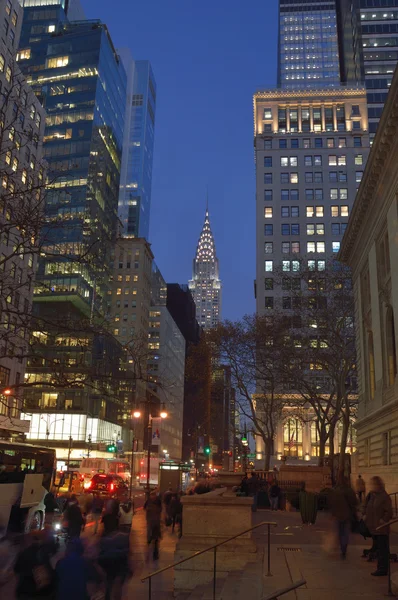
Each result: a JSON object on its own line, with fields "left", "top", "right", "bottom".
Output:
{"left": 283, "top": 418, "right": 303, "bottom": 457}
{"left": 386, "top": 308, "right": 397, "bottom": 387}
{"left": 310, "top": 422, "right": 330, "bottom": 457}
{"left": 337, "top": 421, "right": 357, "bottom": 454}
{"left": 368, "top": 332, "right": 376, "bottom": 400}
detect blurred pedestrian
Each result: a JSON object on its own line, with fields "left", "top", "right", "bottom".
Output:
{"left": 56, "top": 538, "right": 100, "bottom": 600}
{"left": 14, "top": 531, "right": 57, "bottom": 599}
{"left": 330, "top": 477, "right": 358, "bottom": 558}
{"left": 269, "top": 481, "right": 281, "bottom": 511}
{"left": 240, "top": 474, "right": 249, "bottom": 497}
{"left": 355, "top": 475, "right": 366, "bottom": 503}
{"left": 144, "top": 490, "right": 162, "bottom": 560}
{"left": 63, "top": 495, "right": 84, "bottom": 540}
{"left": 102, "top": 499, "right": 120, "bottom": 536}
{"left": 91, "top": 495, "right": 104, "bottom": 535}
{"left": 365, "top": 476, "right": 393, "bottom": 576}
{"left": 247, "top": 471, "right": 260, "bottom": 512}
{"left": 98, "top": 530, "right": 130, "bottom": 600}
{"left": 119, "top": 500, "right": 134, "bottom": 533}
{"left": 170, "top": 493, "right": 183, "bottom": 536}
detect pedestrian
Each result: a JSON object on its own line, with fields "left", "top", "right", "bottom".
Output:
{"left": 144, "top": 490, "right": 162, "bottom": 560}
{"left": 240, "top": 474, "right": 249, "bottom": 497}
{"left": 14, "top": 531, "right": 57, "bottom": 599}
{"left": 170, "top": 493, "right": 183, "bottom": 536}
{"left": 269, "top": 481, "right": 281, "bottom": 511}
{"left": 329, "top": 477, "right": 358, "bottom": 558}
{"left": 355, "top": 474, "right": 366, "bottom": 503}
{"left": 365, "top": 476, "right": 393, "bottom": 576}
{"left": 98, "top": 530, "right": 130, "bottom": 600}
{"left": 63, "top": 495, "right": 84, "bottom": 540}
{"left": 119, "top": 500, "right": 134, "bottom": 533}
{"left": 91, "top": 495, "right": 104, "bottom": 535}
{"left": 55, "top": 538, "right": 100, "bottom": 600}
{"left": 102, "top": 499, "right": 120, "bottom": 537}
{"left": 247, "top": 471, "right": 260, "bottom": 512}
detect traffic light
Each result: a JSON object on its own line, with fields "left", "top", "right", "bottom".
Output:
{"left": 106, "top": 443, "right": 117, "bottom": 453}
{"left": 204, "top": 446, "right": 211, "bottom": 455}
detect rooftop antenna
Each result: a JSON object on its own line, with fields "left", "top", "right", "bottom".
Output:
{"left": 206, "top": 187, "right": 209, "bottom": 213}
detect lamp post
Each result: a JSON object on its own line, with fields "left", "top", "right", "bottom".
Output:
{"left": 130, "top": 409, "right": 141, "bottom": 500}
{"left": 146, "top": 403, "right": 168, "bottom": 497}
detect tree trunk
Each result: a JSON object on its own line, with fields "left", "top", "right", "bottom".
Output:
{"left": 263, "top": 438, "right": 271, "bottom": 471}
{"left": 337, "top": 414, "right": 350, "bottom": 485}
{"left": 318, "top": 424, "right": 327, "bottom": 467}
{"left": 328, "top": 421, "right": 336, "bottom": 485}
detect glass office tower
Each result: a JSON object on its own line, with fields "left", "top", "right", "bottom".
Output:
{"left": 18, "top": 8, "right": 126, "bottom": 313}
{"left": 278, "top": 0, "right": 341, "bottom": 88}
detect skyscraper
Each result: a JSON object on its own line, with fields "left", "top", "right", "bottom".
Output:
{"left": 189, "top": 209, "right": 222, "bottom": 330}
{"left": 118, "top": 53, "right": 156, "bottom": 239}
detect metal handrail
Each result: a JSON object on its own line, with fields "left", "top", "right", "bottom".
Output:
{"left": 389, "top": 491, "right": 398, "bottom": 516}
{"left": 376, "top": 517, "right": 398, "bottom": 598}
{"left": 141, "top": 520, "right": 278, "bottom": 600}
{"left": 263, "top": 579, "right": 306, "bottom": 600}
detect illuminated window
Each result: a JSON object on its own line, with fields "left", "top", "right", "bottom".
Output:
{"left": 307, "top": 242, "right": 315, "bottom": 253}
{"left": 307, "top": 224, "right": 315, "bottom": 236}
{"left": 341, "top": 206, "right": 349, "bottom": 217}
{"left": 5, "top": 0, "right": 11, "bottom": 15}
{"left": 0, "top": 54, "right": 4, "bottom": 72}
{"left": 316, "top": 223, "right": 324, "bottom": 235}
{"left": 116, "top": 288, "right": 122, "bottom": 295}
{"left": 355, "top": 154, "right": 363, "bottom": 165}
{"left": 338, "top": 155, "right": 346, "bottom": 166}
{"left": 48, "top": 25, "right": 56, "bottom": 33}
{"left": 5, "top": 66, "right": 11, "bottom": 82}
{"left": 316, "top": 206, "right": 324, "bottom": 217}
{"left": 306, "top": 206, "right": 314, "bottom": 218}
{"left": 11, "top": 10, "right": 17, "bottom": 26}
{"left": 5, "top": 150, "right": 11, "bottom": 165}
{"left": 12, "top": 157, "right": 18, "bottom": 172}
{"left": 332, "top": 242, "right": 340, "bottom": 253}
{"left": 340, "top": 189, "right": 348, "bottom": 200}
{"left": 317, "top": 242, "right": 325, "bottom": 253}
{"left": 47, "top": 56, "right": 69, "bottom": 69}
{"left": 264, "top": 207, "right": 273, "bottom": 219}
{"left": 17, "top": 49, "right": 31, "bottom": 61}
{"left": 265, "top": 260, "right": 273, "bottom": 272}
{"left": 330, "top": 189, "right": 338, "bottom": 201}
{"left": 331, "top": 206, "right": 339, "bottom": 217}
{"left": 21, "top": 169, "right": 27, "bottom": 184}
{"left": 290, "top": 173, "right": 298, "bottom": 183}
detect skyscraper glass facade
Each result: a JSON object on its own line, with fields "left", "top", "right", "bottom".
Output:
{"left": 278, "top": 0, "right": 341, "bottom": 88}
{"left": 18, "top": 8, "right": 126, "bottom": 314}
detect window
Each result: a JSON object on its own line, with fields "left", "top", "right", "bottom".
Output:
{"left": 5, "top": 150, "right": 11, "bottom": 165}
{"left": 331, "top": 205, "right": 339, "bottom": 217}
{"left": 264, "top": 224, "right": 273, "bottom": 235}
{"left": 306, "top": 189, "right": 314, "bottom": 201}
{"left": 340, "top": 188, "right": 348, "bottom": 200}
{"left": 339, "top": 172, "right": 347, "bottom": 182}
{"left": 265, "top": 242, "right": 273, "bottom": 254}
{"left": 283, "top": 297, "right": 291, "bottom": 309}
{"left": 329, "top": 155, "right": 337, "bottom": 166}
{"left": 341, "top": 206, "right": 349, "bottom": 217}
{"left": 331, "top": 223, "right": 340, "bottom": 235}
{"left": 282, "top": 242, "right": 290, "bottom": 254}
{"left": 305, "top": 172, "right": 313, "bottom": 183}
{"left": 264, "top": 138, "right": 272, "bottom": 150}
{"left": 291, "top": 207, "right": 299, "bottom": 218}
{"left": 329, "top": 172, "right": 338, "bottom": 182}
{"left": 282, "top": 261, "right": 291, "bottom": 271}
{"left": 280, "top": 157, "right": 288, "bottom": 167}
{"left": 5, "top": 66, "right": 11, "bottom": 82}
{"left": 303, "top": 139, "right": 310, "bottom": 148}
{"left": 332, "top": 242, "right": 340, "bottom": 253}
{"left": 314, "top": 138, "right": 323, "bottom": 148}
{"left": 314, "top": 172, "right": 323, "bottom": 183}
{"left": 12, "top": 157, "right": 18, "bottom": 172}
{"left": 314, "top": 155, "right": 322, "bottom": 166}
{"left": 291, "top": 139, "right": 299, "bottom": 149}
{"left": 11, "top": 10, "right": 17, "bottom": 26}
{"left": 317, "top": 242, "right": 325, "bottom": 253}
{"left": 290, "top": 189, "right": 299, "bottom": 201}
{"left": 338, "top": 137, "right": 347, "bottom": 148}
{"left": 265, "top": 278, "right": 273, "bottom": 290}
{"left": 307, "top": 241, "right": 315, "bottom": 253}
{"left": 306, "top": 206, "right": 314, "bottom": 218}
{"left": 281, "top": 207, "right": 290, "bottom": 218}
{"left": 315, "top": 189, "right": 323, "bottom": 201}
{"left": 281, "top": 173, "right": 289, "bottom": 184}
{"left": 353, "top": 121, "right": 361, "bottom": 131}
{"left": 264, "top": 157, "right": 272, "bottom": 167}
{"left": 338, "top": 155, "right": 346, "bottom": 166}
{"left": 48, "top": 24, "right": 56, "bottom": 33}
{"left": 263, "top": 123, "right": 272, "bottom": 132}
{"left": 290, "top": 156, "right": 298, "bottom": 167}
{"left": 316, "top": 206, "right": 324, "bottom": 217}
{"left": 327, "top": 138, "right": 335, "bottom": 148}
{"left": 282, "top": 224, "right": 290, "bottom": 235}
{"left": 352, "top": 105, "right": 360, "bottom": 117}
{"left": 291, "top": 224, "right": 299, "bottom": 235}
{"left": 290, "top": 173, "right": 298, "bottom": 184}
{"left": 356, "top": 171, "right": 363, "bottom": 183}
{"left": 264, "top": 108, "right": 272, "bottom": 119}
{"left": 264, "top": 207, "right": 273, "bottom": 218}
{"left": 307, "top": 224, "right": 315, "bottom": 235}
{"left": 0, "top": 54, "right": 4, "bottom": 72}
{"left": 5, "top": 0, "right": 11, "bottom": 15}
{"left": 279, "top": 139, "right": 287, "bottom": 149}
{"left": 355, "top": 154, "right": 363, "bottom": 166}
{"left": 281, "top": 190, "right": 289, "bottom": 202}
{"left": 304, "top": 156, "right": 313, "bottom": 167}
{"left": 316, "top": 223, "right": 325, "bottom": 235}
{"left": 354, "top": 137, "right": 362, "bottom": 147}
{"left": 265, "top": 297, "right": 274, "bottom": 310}
{"left": 264, "top": 190, "right": 272, "bottom": 201}
{"left": 264, "top": 173, "right": 272, "bottom": 184}
{"left": 47, "top": 56, "right": 69, "bottom": 69}
{"left": 292, "top": 242, "right": 300, "bottom": 253}
{"left": 330, "top": 189, "right": 338, "bottom": 200}
{"left": 386, "top": 307, "right": 397, "bottom": 387}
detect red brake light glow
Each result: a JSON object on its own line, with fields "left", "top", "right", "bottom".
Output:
{"left": 110, "top": 483, "right": 114, "bottom": 491}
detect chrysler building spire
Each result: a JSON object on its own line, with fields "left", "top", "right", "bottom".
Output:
{"left": 189, "top": 208, "right": 222, "bottom": 329}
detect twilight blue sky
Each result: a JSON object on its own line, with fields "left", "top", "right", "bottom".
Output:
{"left": 84, "top": 0, "right": 279, "bottom": 321}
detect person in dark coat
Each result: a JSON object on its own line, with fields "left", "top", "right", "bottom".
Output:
{"left": 240, "top": 474, "right": 249, "bottom": 497}
{"left": 55, "top": 538, "right": 100, "bottom": 600}
{"left": 269, "top": 482, "right": 281, "bottom": 511}
{"left": 144, "top": 491, "right": 162, "bottom": 560}
{"left": 247, "top": 472, "right": 260, "bottom": 512}
{"left": 365, "top": 476, "right": 393, "bottom": 576}
{"left": 102, "top": 500, "right": 120, "bottom": 537}
{"left": 63, "top": 496, "right": 84, "bottom": 539}
{"left": 330, "top": 478, "right": 357, "bottom": 558}
{"left": 98, "top": 531, "right": 130, "bottom": 600}
{"left": 169, "top": 493, "right": 183, "bottom": 535}
{"left": 14, "top": 531, "right": 57, "bottom": 599}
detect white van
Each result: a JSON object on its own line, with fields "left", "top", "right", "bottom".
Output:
{"left": 79, "top": 458, "right": 131, "bottom": 487}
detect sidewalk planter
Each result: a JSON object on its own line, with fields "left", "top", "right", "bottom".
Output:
{"left": 299, "top": 491, "right": 318, "bottom": 524}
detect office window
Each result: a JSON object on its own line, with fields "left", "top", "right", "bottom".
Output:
{"left": 317, "top": 242, "right": 325, "bottom": 253}
{"left": 304, "top": 156, "right": 313, "bottom": 167}
{"left": 314, "top": 138, "right": 323, "bottom": 148}
{"left": 292, "top": 242, "right": 300, "bottom": 253}
{"left": 281, "top": 189, "right": 289, "bottom": 201}
{"left": 264, "top": 207, "right": 273, "bottom": 218}
{"left": 339, "top": 172, "right": 347, "bottom": 182}
{"left": 290, "top": 156, "right": 298, "bottom": 167}
{"left": 265, "top": 242, "right": 273, "bottom": 254}
{"left": 340, "top": 188, "right": 348, "bottom": 200}
{"left": 331, "top": 223, "right": 340, "bottom": 235}
{"left": 290, "top": 189, "right": 299, "bottom": 201}
{"left": 264, "top": 157, "right": 272, "bottom": 167}
{"left": 308, "top": 260, "right": 316, "bottom": 270}
{"left": 282, "top": 261, "right": 291, "bottom": 272}
{"left": 314, "top": 155, "right": 322, "bottom": 166}
{"left": 47, "top": 56, "right": 69, "bottom": 69}
{"left": 329, "top": 172, "right": 338, "bottom": 182}
{"left": 265, "top": 297, "right": 274, "bottom": 309}
{"left": 264, "top": 124, "right": 272, "bottom": 132}
{"left": 352, "top": 105, "right": 360, "bottom": 117}
{"left": 314, "top": 172, "right": 323, "bottom": 183}
{"left": 315, "top": 189, "right": 323, "bottom": 201}
{"left": 353, "top": 121, "right": 361, "bottom": 131}
{"left": 264, "top": 138, "right": 272, "bottom": 150}
{"left": 307, "top": 241, "right": 316, "bottom": 253}
{"left": 279, "top": 139, "right": 287, "bottom": 149}
{"left": 282, "top": 242, "right": 290, "bottom": 254}
{"left": 306, "top": 189, "right": 314, "bottom": 201}
{"left": 341, "top": 223, "right": 347, "bottom": 234}
{"left": 306, "top": 206, "right": 314, "bottom": 218}
{"left": 281, "top": 157, "right": 288, "bottom": 167}
{"left": 327, "top": 138, "right": 335, "bottom": 148}
{"left": 291, "top": 224, "right": 299, "bottom": 235}
{"left": 265, "top": 260, "right": 273, "bottom": 272}
{"left": 354, "top": 137, "right": 362, "bottom": 147}
{"left": 316, "top": 223, "right": 325, "bottom": 235}
{"left": 291, "top": 207, "right": 299, "bottom": 218}
{"left": 329, "top": 155, "right": 337, "bottom": 166}
{"left": 331, "top": 206, "right": 339, "bottom": 217}
{"left": 281, "top": 173, "right": 289, "bottom": 184}
{"left": 330, "top": 189, "right": 338, "bottom": 200}
{"left": 282, "top": 224, "right": 290, "bottom": 235}
{"left": 332, "top": 242, "right": 340, "bottom": 253}
{"left": 264, "top": 173, "right": 272, "bottom": 184}
{"left": 264, "top": 224, "right": 273, "bottom": 236}
{"left": 338, "top": 155, "right": 346, "bottom": 166}
{"left": 305, "top": 172, "right": 313, "bottom": 183}
{"left": 283, "top": 297, "right": 292, "bottom": 310}
{"left": 307, "top": 224, "right": 315, "bottom": 235}
{"left": 355, "top": 154, "right": 363, "bottom": 165}
{"left": 318, "top": 261, "right": 326, "bottom": 271}
{"left": 264, "top": 190, "right": 273, "bottom": 201}
{"left": 356, "top": 171, "right": 363, "bottom": 183}
{"left": 264, "top": 108, "right": 272, "bottom": 119}
{"left": 290, "top": 173, "right": 298, "bottom": 184}
{"left": 316, "top": 206, "right": 324, "bottom": 217}
{"left": 291, "top": 139, "right": 299, "bottom": 148}
{"left": 338, "top": 138, "right": 347, "bottom": 148}
{"left": 341, "top": 206, "right": 349, "bottom": 217}
{"left": 281, "top": 207, "right": 290, "bottom": 218}
{"left": 303, "top": 139, "right": 310, "bottom": 148}
{"left": 265, "top": 278, "right": 273, "bottom": 290}
{"left": 5, "top": 0, "right": 11, "bottom": 15}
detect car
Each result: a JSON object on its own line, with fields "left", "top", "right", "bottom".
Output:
{"left": 83, "top": 473, "right": 129, "bottom": 500}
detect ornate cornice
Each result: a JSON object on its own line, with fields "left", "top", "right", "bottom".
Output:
{"left": 254, "top": 87, "right": 366, "bottom": 101}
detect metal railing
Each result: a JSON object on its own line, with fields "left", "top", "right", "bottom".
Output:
{"left": 141, "top": 520, "right": 277, "bottom": 600}
{"left": 389, "top": 492, "right": 398, "bottom": 517}
{"left": 263, "top": 579, "right": 307, "bottom": 600}
{"left": 376, "top": 517, "right": 398, "bottom": 597}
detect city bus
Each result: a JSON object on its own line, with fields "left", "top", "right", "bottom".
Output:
{"left": 79, "top": 457, "right": 131, "bottom": 488}
{"left": 0, "top": 441, "right": 56, "bottom": 537}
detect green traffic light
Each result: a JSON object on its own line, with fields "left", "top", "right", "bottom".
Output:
{"left": 204, "top": 446, "right": 210, "bottom": 455}
{"left": 106, "top": 444, "right": 116, "bottom": 452}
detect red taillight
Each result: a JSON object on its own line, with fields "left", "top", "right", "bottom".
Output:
{"left": 110, "top": 483, "right": 114, "bottom": 492}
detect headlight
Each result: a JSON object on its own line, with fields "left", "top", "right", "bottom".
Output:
{"left": 54, "top": 523, "right": 61, "bottom": 531}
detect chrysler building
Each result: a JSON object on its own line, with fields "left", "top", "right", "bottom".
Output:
{"left": 189, "top": 209, "right": 222, "bottom": 329}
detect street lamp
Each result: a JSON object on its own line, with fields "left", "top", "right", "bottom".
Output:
{"left": 146, "top": 404, "right": 167, "bottom": 497}
{"left": 129, "top": 409, "right": 141, "bottom": 500}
